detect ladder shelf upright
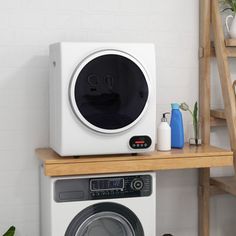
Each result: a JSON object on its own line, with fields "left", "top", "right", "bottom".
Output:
{"left": 199, "top": 0, "right": 236, "bottom": 235}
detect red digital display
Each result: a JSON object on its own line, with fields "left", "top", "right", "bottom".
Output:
{"left": 135, "top": 140, "right": 145, "bottom": 144}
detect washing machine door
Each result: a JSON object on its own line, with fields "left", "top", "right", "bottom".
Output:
{"left": 69, "top": 49, "right": 150, "bottom": 134}
{"left": 65, "top": 202, "right": 144, "bottom": 236}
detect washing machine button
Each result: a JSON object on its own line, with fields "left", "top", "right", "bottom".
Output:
{"left": 131, "top": 178, "right": 144, "bottom": 191}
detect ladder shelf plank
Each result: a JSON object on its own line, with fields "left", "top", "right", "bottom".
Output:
{"left": 226, "top": 48, "right": 236, "bottom": 57}
{"left": 211, "top": 47, "right": 236, "bottom": 58}
{"left": 210, "top": 117, "right": 227, "bottom": 127}
{"left": 210, "top": 40, "right": 236, "bottom": 57}
{"left": 225, "top": 39, "right": 236, "bottom": 47}
{"left": 210, "top": 109, "right": 226, "bottom": 120}
{"left": 225, "top": 39, "right": 236, "bottom": 57}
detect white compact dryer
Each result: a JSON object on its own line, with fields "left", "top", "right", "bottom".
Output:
{"left": 40, "top": 170, "right": 156, "bottom": 236}
{"left": 49, "top": 42, "right": 156, "bottom": 156}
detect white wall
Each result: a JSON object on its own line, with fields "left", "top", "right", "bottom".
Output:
{"left": 0, "top": 0, "right": 235, "bottom": 235}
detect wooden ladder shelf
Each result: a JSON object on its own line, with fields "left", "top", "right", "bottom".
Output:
{"left": 199, "top": 0, "right": 236, "bottom": 235}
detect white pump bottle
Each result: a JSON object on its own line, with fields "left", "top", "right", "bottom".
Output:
{"left": 157, "top": 113, "right": 171, "bottom": 151}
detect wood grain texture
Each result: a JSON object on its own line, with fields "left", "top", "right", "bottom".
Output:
{"left": 199, "top": 1, "right": 236, "bottom": 235}
{"left": 201, "top": 1, "right": 236, "bottom": 235}
{"left": 211, "top": 38, "right": 236, "bottom": 57}
{"left": 226, "top": 47, "right": 236, "bottom": 57}
{"left": 210, "top": 117, "right": 227, "bottom": 127}
{"left": 36, "top": 145, "right": 232, "bottom": 163}
{"left": 36, "top": 145, "right": 233, "bottom": 176}
{"left": 211, "top": 46, "right": 236, "bottom": 57}
{"left": 212, "top": 0, "right": 236, "bottom": 152}
{"left": 225, "top": 39, "right": 236, "bottom": 47}
{"left": 199, "top": 0, "right": 211, "bottom": 145}
{"left": 225, "top": 39, "right": 236, "bottom": 57}
{"left": 210, "top": 109, "right": 226, "bottom": 120}
{"left": 198, "top": 168, "right": 210, "bottom": 236}
{"left": 199, "top": 0, "right": 211, "bottom": 235}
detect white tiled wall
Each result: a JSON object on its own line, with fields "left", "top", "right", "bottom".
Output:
{"left": 0, "top": 0, "right": 235, "bottom": 235}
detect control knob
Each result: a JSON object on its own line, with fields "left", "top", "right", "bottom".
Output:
{"left": 131, "top": 178, "right": 144, "bottom": 191}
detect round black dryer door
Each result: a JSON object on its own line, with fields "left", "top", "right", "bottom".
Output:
{"left": 65, "top": 202, "right": 144, "bottom": 236}
{"left": 69, "top": 50, "right": 150, "bottom": 133}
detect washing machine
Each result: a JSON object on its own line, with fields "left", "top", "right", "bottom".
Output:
{"left": 49, "top": 42, "right": 157, "bottom": 156}
{"left": 40, "top": 170, "right": 156, "bottom": 236}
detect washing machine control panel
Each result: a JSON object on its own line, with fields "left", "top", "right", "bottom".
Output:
{"left": 89, "top": 175, "right": 152, "bottom": 199}
{"left": 54, "top": 174, "right": 152, "bottom": 202}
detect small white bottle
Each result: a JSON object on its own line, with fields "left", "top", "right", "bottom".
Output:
{"left": 157, "top": 113, "right": 171, "bottom": 151}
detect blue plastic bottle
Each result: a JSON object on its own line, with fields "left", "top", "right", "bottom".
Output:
{"left": 170, "top": 103, "right": 184, "bottom": 148}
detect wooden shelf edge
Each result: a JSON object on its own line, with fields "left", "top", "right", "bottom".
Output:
{"left": 225, "top": 39, "right": 236, "bottom": 47}
{"left": 210, "top": 109, "right": 226, "bottom": 120}
{"left": 210, "top": 176, "right": 236, "bottom": 196}
{"left": 226, "top": 47, "right": 236, "bottom": 57}
{"left": 225, "top": 39, "right": 236, "bottom": 57}
{"left": 37, "top": 145, "right": 233, "bottom": 176}
{"left": 211, "top": 44, "right": 236, "bottom": 57}
{"left": 36, "top": 145, "right": 233, "bottom": 165}
{"left": 42, "top": 154, "right": 233, "bottom": 176}
{"left": 210, "top": 117, "right": 227, "bottom": 127}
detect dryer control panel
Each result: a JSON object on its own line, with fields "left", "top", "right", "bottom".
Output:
{"left": 54, "top": 174, "right": 152, "bottom": 202}
{"left": 129, "top": 135, "right": 152, "bottom": 149}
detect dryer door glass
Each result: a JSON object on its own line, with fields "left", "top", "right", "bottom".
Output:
{"left": 65, "top": 203, "right": 144, "bottom": 236}
{"left": 72, "top": 53, "right": 149, "bottom": 132}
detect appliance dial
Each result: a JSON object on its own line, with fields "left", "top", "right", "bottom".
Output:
{"left": 131, "top": 178, "right": 144, "bottom": 191}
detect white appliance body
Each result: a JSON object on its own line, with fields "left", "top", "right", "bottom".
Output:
{"left": 40, "top": 171, "right": 156, "bottom": 236}
{"left": 49, "top": 42, "right": 156, "bottom": 156}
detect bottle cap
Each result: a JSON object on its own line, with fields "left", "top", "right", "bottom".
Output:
{"left": 171, "top": 103, "right": 179, "bottom": 109}
{"left": 161, "top": 112, "right": 170, "bottom": 122}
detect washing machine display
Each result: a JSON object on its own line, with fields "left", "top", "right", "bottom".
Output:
{"left": 41, "top": 171, "right": 156, "bottom": 236}
{"left": 90, "top": 177, "right": 124, "bottom": 191}
{"left": 69, "top": 50, "right": 150, "bottom": 133}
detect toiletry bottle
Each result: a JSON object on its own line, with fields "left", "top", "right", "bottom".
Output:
{"left": 170, "top": 103, "right": 184, "bottom": 148}
{"left": 157, "top": 112, "right": 171, "bottom": 151}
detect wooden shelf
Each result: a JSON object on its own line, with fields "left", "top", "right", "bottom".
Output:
{"left": 210, "top": 109, "right": 226, "bottom": 127}
{"left": 36, "top": 144, "right": 233, "bottom": 176}
{"left": 211, "top": 40, "right": 236, "bottom": 57}
{"left": 225, "top": 39, "right": 236, "bottom": 57}
{"left": 210, "top": 109, "right": 226, "bottom": 119}
{"left": 211, "top": 176, "right": 236, "bottom": 196}
{"left": 226, "top": 48, "right": 236, "bottom": 57}
{"left": 210, "top": 117, "right": 227, "bottom": 127}
{"left": 225, "top": 39, "right": 236, "bottom": 47}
